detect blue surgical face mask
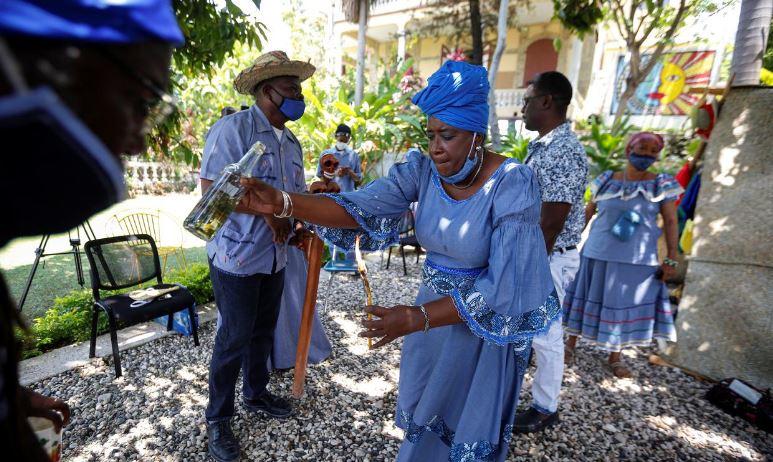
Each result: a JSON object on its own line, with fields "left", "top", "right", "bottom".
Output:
{"left": 432, "top": 133, "right": 480, "bottom": 184}
{"left": 629, "top": 153, "right": 657, "bottom": 171}
{"left": 270, "top": 87, "right": 306, "bottom": 121}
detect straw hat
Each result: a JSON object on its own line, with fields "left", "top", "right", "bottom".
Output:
{"left": 234, "top": 50, "right": 316, "bottom": 95}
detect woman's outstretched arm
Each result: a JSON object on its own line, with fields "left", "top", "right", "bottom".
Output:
{"left": 241, "top": 177, "right": 358, "bottom": 228}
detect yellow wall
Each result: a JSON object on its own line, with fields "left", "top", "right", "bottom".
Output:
{"left": 336, "top": 20, "right": 578, "bottom": 98}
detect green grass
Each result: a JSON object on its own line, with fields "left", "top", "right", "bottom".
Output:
{"left": 5, "top": 246, "right": 208, "bottom": 321}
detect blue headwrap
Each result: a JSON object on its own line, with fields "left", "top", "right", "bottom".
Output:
{"left": 0, "top": 0, "right": 184, "bottom": 45}
{"left": 411, "top": 60, "right": 490, "bottom": 134}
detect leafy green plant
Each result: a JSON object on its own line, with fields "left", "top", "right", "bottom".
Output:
{"left": 499, "top": 131, "right": 530, "bottom": 162}
{"left": 20, "top": 263, "right": 214, "bottom": 359}
{"left": 26, "top": 290, "right": 103, "bottom": 356}
{"left": 290, "top": 57, "right": 427, "bottom": 181}
{"left": 578, "top": 115, "right": 637, "bottom": 177}
{"left": 148, "top": 0, "right": 266, "bottom": 167}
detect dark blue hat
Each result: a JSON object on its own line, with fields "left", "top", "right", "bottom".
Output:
{"left": 0, "top": 0, "right": 184, "bottom": 45}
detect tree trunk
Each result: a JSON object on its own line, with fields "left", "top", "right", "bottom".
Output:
{"left": 469, "top": 0, "right": 483, "bottom": 65}
{"left": 730, "top": 0, "right": 772, "bottom": 86}
{"left": 613, "top": 84, "right": 635, "bottom": 126}
{"left": 354, "top": 0, "right": 368, "bottom": 106}
{"left": 488, "top": 0, "right": 509, "bottom": 148}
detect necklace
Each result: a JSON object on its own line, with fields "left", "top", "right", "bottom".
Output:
{"left": 448, "top": 150, "right": 485, "bottom": 190}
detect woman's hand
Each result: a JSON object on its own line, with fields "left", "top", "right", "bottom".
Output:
{"left": 23, "top": 388, "right": 70, "bottom": 433}
{"left": 241, "top": 178, "right": 283, "bottom": 215}
{"left": 288, "top": 223, "right": 313, "bottom": 250}
{"left": 660, "top": 263, "right": 677, "bottom": 281}
{"left": 359, "top": 305, "right": 424, "bottom": 349}
{"left": 263, "top": 215, "right": 291, "bottom": 244}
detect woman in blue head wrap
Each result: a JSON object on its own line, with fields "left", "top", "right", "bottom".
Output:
{"left": 241, "top": 61, "right": 558, "bottom": 461}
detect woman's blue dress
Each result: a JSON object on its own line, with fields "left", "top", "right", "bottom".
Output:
{"left": 317, "top": 150, "right": 559, "bottom": 462}
{"left": 563, "top": 171, "right": 682, "bottom": 351}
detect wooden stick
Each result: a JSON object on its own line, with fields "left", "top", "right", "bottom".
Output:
{"left": 354, "top": 235, "right": 373, "bottom": 349}
{"left": 292, "top": 233, "right": 324, "bottom": 399}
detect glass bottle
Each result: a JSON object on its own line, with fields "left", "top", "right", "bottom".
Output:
{"left": 183, "top": 141, "right": 266, "bottom": 240}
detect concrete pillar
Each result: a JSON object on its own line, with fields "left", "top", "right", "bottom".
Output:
{"left": 566, "top": 37, "right": 583, "bottom": 89}
{"left": 397, "top": 25, "right": 406, "bottom": 64}
{"left": 667, "top": 87, "right": 773, "bottom": 389}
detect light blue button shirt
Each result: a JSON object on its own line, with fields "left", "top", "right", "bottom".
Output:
{"left": 200, "top": 105, "right": 306, "bottom": 276}
{"left": 316, "top": 146, "right": 362, "bottom": 192}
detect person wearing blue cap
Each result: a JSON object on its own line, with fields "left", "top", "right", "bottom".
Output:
{"left": 0, "top": 1, "right": 182, "bottom": 461}
{"left": 238, "top": 60, "right": 559, "bottom": 461}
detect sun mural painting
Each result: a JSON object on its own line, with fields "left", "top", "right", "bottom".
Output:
{"left": 612, "top": 51, "right": 716, "bottom": 116}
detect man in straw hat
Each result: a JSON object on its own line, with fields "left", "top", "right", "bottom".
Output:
{"left": 200, "top": 50, "right": 314, "bottom": 462}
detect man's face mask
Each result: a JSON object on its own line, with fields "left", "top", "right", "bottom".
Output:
{"left": 0, "top": 40, "right": 126, "bottom": 247}
{"left": 269, "top": 86, "right": 305, "bottom": 121}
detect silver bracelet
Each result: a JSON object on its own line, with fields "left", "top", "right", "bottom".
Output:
{"left": 273, "top": 190, "right": 293, "bottom": 218}
{"left": 417, "top": 305, "right": 430, "bottom": 333}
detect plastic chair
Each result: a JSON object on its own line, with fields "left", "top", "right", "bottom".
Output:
{"left": 83, "top": 234, "right": 199, "bottom": 377}
{"left": 321, "top": 246, "right": 359, "bottom": 312}
{"left": 106, "top": 209, "right": 187, "bottom": 274}
{"left": 383, "top": 210, "right": 422, "bottom": 276}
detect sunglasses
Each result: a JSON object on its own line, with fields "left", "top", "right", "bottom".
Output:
{"left": 322, "top": 159, "right": 339, "bottom": 168}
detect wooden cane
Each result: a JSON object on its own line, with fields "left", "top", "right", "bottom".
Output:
{"left": 292, "top": 233, "right": 324, "bottom": 398}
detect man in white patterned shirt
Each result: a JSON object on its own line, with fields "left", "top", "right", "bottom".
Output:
{"left": 515, "top": 71, "right": 588, "bottom": 434}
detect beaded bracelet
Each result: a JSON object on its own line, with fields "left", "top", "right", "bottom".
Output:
{"left": 663, "top": 257, "right": 678, "bottom": 268}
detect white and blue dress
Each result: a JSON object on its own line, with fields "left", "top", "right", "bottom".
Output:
{"left": 317, "top": 151, "right": 559, "bottom": 462}
{"left": 563, "top": 171, "right": 682, "bottom": 351}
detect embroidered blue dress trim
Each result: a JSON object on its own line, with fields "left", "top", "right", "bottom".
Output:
{"left": 397, "top": 410, "right": 513, "bottom": 462}
{"left": 451, "top": 289, "right": 561, "bottom": 347}
{"left": 422, "top": 259, "right": 560, "bottom": 346}
{"left": 591, "top": 171, "right": 683, "bottom": 203}
{"left": 314, "top": 194, "right": 400, "bottom": 251}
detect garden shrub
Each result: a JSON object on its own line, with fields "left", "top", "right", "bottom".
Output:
{"left": 20, "top": 262, "right": 214, "bottom": 359}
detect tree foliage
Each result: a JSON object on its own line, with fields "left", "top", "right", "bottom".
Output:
{"left": 552, "top": 0, "right": 605, "bottom": 37}
{"left": 415, "top": 0, "right": 523, "bottom": 63}
{"left": 557, "top": 0, "right": 717, "bottom": 124}
{"left": 147, "top": 0, "right": 266, "bottom": 166}
{"left": 291, "top": 58, "right": 427, "bottom": 180}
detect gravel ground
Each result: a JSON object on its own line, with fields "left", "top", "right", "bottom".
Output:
{"left": 30, "top": 256, "right": 772, "bottom": 461}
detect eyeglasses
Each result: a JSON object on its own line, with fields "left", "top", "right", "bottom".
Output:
{"left": 322, "top": 159, "right": 339, "bottom": 168}
{"left": 96, "top": 49, "right": 178, "bottom": 134}
{"left": 522, "top": 94, "right": 548, "bottom": 107}
{"left": 522, "top": 94, "right": 570, "bottom": 107}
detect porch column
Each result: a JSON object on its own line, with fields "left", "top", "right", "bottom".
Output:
{"left": 397, "top": 22, "right": 407, "bottom": 63}
{"left": 567, "top": 37, "right": 583, "bottom": 90}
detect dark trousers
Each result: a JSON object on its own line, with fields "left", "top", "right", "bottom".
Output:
{"left": 206, "top": 262, "right": 285, "bottom": 422}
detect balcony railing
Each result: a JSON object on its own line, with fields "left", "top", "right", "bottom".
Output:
{"left": 494, "top": 89, "right": 526, "bottom": 109}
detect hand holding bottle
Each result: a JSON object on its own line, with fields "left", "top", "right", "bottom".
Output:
{"left": 240, "top": 178, "right": 283, "bottom": 215}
